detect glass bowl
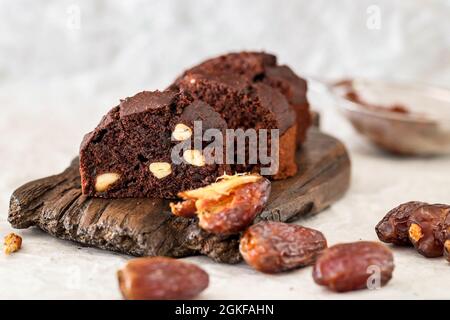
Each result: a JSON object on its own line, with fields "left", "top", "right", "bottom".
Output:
{"left": 329, "top": 79, "right": 450, "bottom": 156}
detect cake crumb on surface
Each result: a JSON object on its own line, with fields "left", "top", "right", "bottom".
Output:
{"left": 4, "top": 233, "right": 22, "bottom": 255}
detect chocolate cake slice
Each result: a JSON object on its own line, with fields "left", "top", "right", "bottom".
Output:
{"left": 80, "top": 86, "right": 296, "bottom": 199}
{"left": 80, "top": 90, "right": 230, "bottom": 199}
{"left": 80, "top": 52, "right": 303, "bottom": 199}
{"left": 174, "top": 72, "right": 298, "bottom": 179}
{"left": 173, "top": 51, "right": 311, "bottom": 145}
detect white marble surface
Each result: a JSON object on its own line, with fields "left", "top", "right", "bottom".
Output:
{"left": 1, "top": 0, "right": 450, "bottom": 299}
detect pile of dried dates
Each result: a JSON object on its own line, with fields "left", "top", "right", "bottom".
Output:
{"left": 117, "top": 174, "right": 423, "bottom": 299}
{"left": 115, "top": 174, "right": 450, "bottom": 299}
{"left": 376, "top": 201, "right": 450, "bottom": 259}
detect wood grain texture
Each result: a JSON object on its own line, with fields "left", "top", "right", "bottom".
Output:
{"left": 8, "top": 129, "right": 350, "bottom": 263}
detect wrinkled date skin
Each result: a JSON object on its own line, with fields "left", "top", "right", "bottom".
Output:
{"left": 170, "top": 174, "right": 271, "bottom": 235}
{"left": 313, "top": 241, "right": 394, "bottom": 292}
{"left": 239, "top": 221, "right": 327, "bottom": 273}
{"left": 376, "top": 201, "right": 450, "bottom": 259}
{"left": 117, "top": 257, "right": 209, "bottom": 300}
{"left": 375, "top": 201, "right": 426, "bottom": 246}
{"left": 408, "top": 204, "right": 450, "bottom": 258}
{"left": 443, "top": 213, "right": 450, "bottom": 262}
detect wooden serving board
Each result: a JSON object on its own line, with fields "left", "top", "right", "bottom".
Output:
{"left": 8, "top": 129, "right": 350, "bottom": 264}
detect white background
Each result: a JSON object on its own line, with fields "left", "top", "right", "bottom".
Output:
{"left": 0, "top": 0, "right": 449, "bottom": 299}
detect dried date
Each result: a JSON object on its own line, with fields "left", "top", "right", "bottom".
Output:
{"left": 239, "top": 221, "right": 327, "bottom": 273}
{"left": 313, "top": 241, "right": 394, "bottom": 292}
{"left": 377, "top": 202, "right": 450, "bottom": 259}
{"left": 408, "top": 204, "right": 450, "bottom": 258}
{"left": 375, "top": 201, "right": 426, "bottom": 246}
{"left": 443, "top": 212, "right": 450, "bottom": 262}
{"left": 117, "top": 257, "right": 209, "bottom": 300}
{"left": 170, "top": 174, "right": 271, "bottom": 235}
{"left": 444, "top": 240, "right": 450, "bottom": 262}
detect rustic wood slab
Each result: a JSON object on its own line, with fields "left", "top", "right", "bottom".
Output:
{"left": 8, "top": 129, "right": 350, "bottom": 264}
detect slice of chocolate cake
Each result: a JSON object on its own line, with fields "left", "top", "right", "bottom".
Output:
{"left": 80, "top": 90, "right": 230, "bottom": 199}
{"left": 174, "top": 72, "right": 298, "bottom": 179}
{"left": 173, "top": 51, "right": 311, "bottom": 145}
{"left": 81, "top": 84, "right": 296, "bottom": 199}
{"left": 80, "top": 52, "right": 303, "bottom": 199}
